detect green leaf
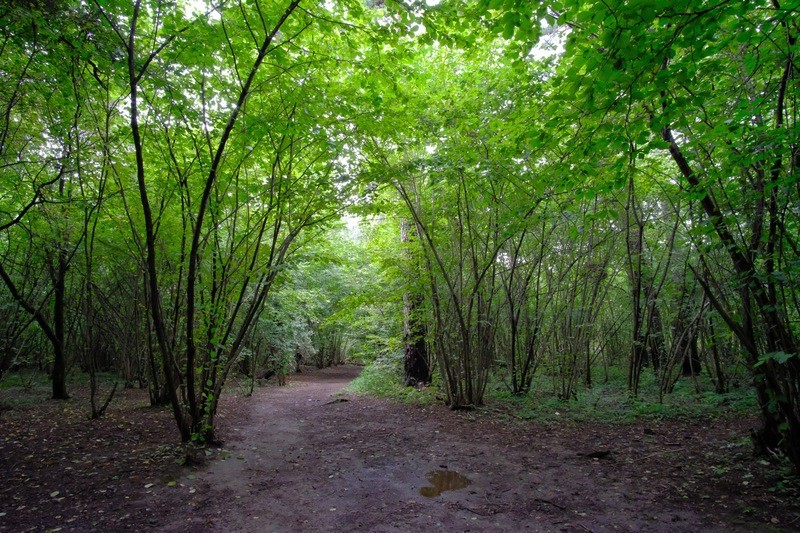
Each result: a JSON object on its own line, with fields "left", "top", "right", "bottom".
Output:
{"left": 501, "top": 12, "right": 518, "bottom": 40}
{"left": 755, "top": 351, "right": 796, "bottom": 367}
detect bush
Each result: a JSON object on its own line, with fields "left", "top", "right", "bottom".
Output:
{"left": 347, "top": 351, "right": 437, "bottom": 404}
{"left": 485, "top": 366, "right": 757, "bottom": 424}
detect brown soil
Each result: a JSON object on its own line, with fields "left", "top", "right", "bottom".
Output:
{"left": 1, "top": 365, "right": 799, "bottom": 532}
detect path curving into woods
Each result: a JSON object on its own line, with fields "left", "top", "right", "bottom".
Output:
{"left": 134, "top": 365, "right": 777, "bottom": 532}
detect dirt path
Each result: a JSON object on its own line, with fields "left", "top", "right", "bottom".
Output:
{"left": 2, "top": 365, "right": 796, "bottom": 531}
{"left": 131, "top": 365, "right": 791, "bottom": 532}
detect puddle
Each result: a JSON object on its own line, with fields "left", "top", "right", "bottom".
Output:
{"left": 419, "top": 470, "right": 471, "bottom": 498}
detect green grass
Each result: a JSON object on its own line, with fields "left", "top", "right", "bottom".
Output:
{"left": 346, "top": 352, "right": 438, "bottom": 404}
{"left": 0, "top": 369, "right": 122, "bottom": 410}
{"left": 349, "top": 357, "right": 758, "bottom": 424}
{"left": 0, "top": 370, "right": 51, "bottom": 410}
{"left": 0, "top": 369, "right": 48, "bottom": 388}
{"left": 486, "top": 370, "right": 757, "bottom": 424}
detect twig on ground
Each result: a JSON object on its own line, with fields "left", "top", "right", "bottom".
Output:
{"left": 534, "top": 498, "right": 566, "bottom": 511}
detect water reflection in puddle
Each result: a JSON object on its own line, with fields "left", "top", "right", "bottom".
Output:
{"left": 419, "top": 470, "right": 471, "bottom": 498}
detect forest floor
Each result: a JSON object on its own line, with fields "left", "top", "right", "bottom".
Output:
{"left": 1, "top": 365, "right": 799, "bottom": 532}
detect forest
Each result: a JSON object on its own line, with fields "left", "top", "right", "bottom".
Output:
{"left": 1, "top": 0, "right": 800, "bottom": 529}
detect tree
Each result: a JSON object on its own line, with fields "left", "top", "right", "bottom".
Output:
{"left": 532, "top": 0, "right": 800, "bottom": 469}
{"left": 92, "top": 0, "right": 369, "bottom": 441}
{"left": 400, "top": 219, "right": 430, "bottom": 386}
{"left": 0, "top": 3, "right": 109, "bottom": 399}
{"left": 360, "top": 44, "right": 553, "bottom": 407}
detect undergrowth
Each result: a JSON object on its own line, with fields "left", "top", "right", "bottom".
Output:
{"left": 350, "top": 356, "right": 757, "bottom": 424}
{"left": 0, "top": 370, "right": 122, "bottom": 409}
{"left": 0, "top": 371, "right": 53, "bottom": 408}
{"left": 486, "top": 369, "right": 756, "bottom": 424}
{"left": 347, "top": 351, "right": 437, "bottom": 404}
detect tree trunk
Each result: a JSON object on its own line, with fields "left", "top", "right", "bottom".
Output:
{"left": 50, "top": 251, "right": 69, "bottom": 400}
{"left": 663, "top": 125, "right": 800, "bottom": 471}
{"left": 401, "top": 220, "right": 430, "bottom": 386}
{"left": 679, "top": 333, "right": 701, "bottom": 377}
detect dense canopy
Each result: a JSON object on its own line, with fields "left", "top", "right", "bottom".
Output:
{"left": 1, "top": 0, "right": 799, "bottom": 472}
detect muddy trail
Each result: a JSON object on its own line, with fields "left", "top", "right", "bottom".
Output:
{"left": 126, "top": 365, "right": 795, "bottom": 532}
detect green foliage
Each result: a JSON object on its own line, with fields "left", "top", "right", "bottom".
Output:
{"left": 1, "top": 0, "right": 798, "bottom": 473}
{"left": 0, "top": 370, "right": 50, "bottom": 398}
{"left": 487, "top": 369, "right": 757, "bottom": 424}
{"left": 756, "top": 352, "right": 797, "bottom": 368}
{"left": 260, "top": 219, "right": 403, "bottom": 369}
{"left": 347, "top": 352, "right": 437, "bottom": 404}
